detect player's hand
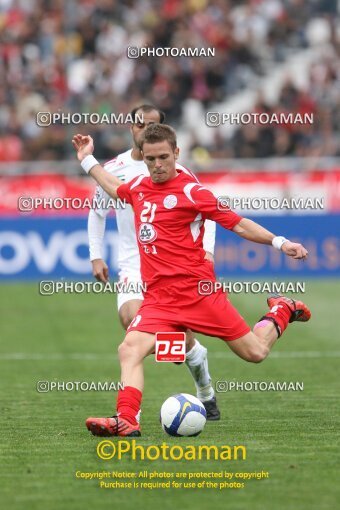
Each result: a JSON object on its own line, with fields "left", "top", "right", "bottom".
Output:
{"left": 281, "top": 241, "right": 308, "bottom": 260}
{"left": 72, "top": 134, "right": 94, "bottom": 162}
{"left": 204, "top": 251, "right": 215, "bottom": 264}
{"left": 92, "top": 259, "right": 109, "bottom": 283}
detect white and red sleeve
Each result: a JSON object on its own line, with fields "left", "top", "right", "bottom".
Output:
{"left": 188, "top": 183, "right": 242, "bottom": 230}
{"left": 88, "top": 209, "right": 106, "bottom": 261}
{"left": 87, "top": 160, "right": 119, "bottom": 261}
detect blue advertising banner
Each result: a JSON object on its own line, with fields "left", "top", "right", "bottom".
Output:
{"left": 214, "top": 214, "right": 340, "bottom": 277}
{"left": 0, "top": 217, "right": 118, "bottom": 280}
{"left": 0, "top": 215, "right": 339, "bottom": 280}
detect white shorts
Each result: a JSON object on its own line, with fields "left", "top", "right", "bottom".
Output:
{"left": 117, "top": 273, "right": 144, "bottom": 312}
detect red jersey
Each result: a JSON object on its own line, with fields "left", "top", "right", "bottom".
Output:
{"left": 116, "top": 166, "right": 242, "bottom": 289}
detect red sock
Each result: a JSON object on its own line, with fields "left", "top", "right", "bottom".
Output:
{"left": 117, "top": 386, "right": 142, "bottom": 426}
{"left": 263, "top": 302, "right": 292, "bottom": 336}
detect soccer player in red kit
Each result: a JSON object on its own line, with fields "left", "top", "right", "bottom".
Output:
{"left": 72, "top": 124, "right": 311, "bottom": 437}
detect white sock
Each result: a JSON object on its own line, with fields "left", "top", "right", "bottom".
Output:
{"left": 186, "top": 339, "right": 215, "bottom": 402}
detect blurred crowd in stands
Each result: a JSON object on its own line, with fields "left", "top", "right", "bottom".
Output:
{"left": 0, "top": 0, "right": 339, "bottom": 163}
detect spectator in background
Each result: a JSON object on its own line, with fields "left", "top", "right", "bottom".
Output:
{"left": 0, "top": 0, "right": 339, "bottom": 163}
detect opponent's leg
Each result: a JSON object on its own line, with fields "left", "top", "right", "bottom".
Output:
{"left": 86, "top": 331, "right": 155, "bottom": 437}
{"left": 227, "top": 294, "right": 311, "bottom": 362}
{"left": 185, "top": 330, "right": 220, "bottom": 420}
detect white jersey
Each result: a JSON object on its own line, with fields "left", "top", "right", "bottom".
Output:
{"left": 88, "top": 149, "right": 216, "bottom": 278}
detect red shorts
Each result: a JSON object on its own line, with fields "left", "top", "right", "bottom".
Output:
{"left": 127, "top": 278, "right": 251, "bottom": 342}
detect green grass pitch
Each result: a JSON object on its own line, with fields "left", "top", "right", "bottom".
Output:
{"left": 1, "top": 281, "right": 339, "bottom": 510}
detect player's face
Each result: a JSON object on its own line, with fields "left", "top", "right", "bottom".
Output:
{"left": 130, "top": 110, "right": 161, "bottom": 148}
{"left": 142, "top": 140, "right": 179, "bottom": 183}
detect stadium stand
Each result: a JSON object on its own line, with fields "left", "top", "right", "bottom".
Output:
{"left": 0, "top": 0, "right": 339, "bottom": 163}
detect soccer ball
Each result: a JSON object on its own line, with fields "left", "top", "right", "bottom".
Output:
{"left": 160, "top": 393, "right": 207, "bottom": 437}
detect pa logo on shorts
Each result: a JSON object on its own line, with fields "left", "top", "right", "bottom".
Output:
{"left": 163, "top": 194, "right": 177, "bottom": 209}
{"left": 138, "top": 223, "right": 158, "bottom": 244}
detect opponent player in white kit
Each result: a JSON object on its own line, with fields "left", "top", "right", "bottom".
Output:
{"left": 87, "top": 104, "right": 220, "bottom": 419}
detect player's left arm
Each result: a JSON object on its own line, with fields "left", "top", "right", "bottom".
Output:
{"left": 232, "top": 218, "right": 308, "bottom": 260}
{"left": 191, "top": 185, "right": 308, "bottom": 260}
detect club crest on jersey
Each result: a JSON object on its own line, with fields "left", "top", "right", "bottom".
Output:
{"left": 138, "top": 192, "right": 144, "bottom": 201}
{"left": 163, "top": 194, "right": 177, "bottom": 209}
{"left": 138, "top": 223, "right": 157, "bottom": 244}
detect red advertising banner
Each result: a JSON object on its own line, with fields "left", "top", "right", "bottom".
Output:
{"left": 1, "top": 171, "right": 339, "bottom": 215}
{"left": 0, "top": 174, "right": 95, "bottom": 216}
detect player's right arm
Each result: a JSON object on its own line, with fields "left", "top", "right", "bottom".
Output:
{"left": 72, "top": 134, "right": 121, "bottom": 198}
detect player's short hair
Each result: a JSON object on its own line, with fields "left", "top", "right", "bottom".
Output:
{"left": 130, "top": 104, "right": 165, "bottom": 124}
{"left": 139, "top": 123, "right": 177, "bottom": 151}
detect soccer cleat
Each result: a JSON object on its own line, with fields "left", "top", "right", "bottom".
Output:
{"left": 85, "top": 416, "right": 141, "bottom": 437}
{"left": 267, "top": 294, "right": 311, "bottom": 323}
{"left": 202, "top": 396, "right": 221, "bottom": 421}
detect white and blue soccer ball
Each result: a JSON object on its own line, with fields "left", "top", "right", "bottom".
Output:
{"left": 160, "top": 393, "right": 207, "bottom": 437}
